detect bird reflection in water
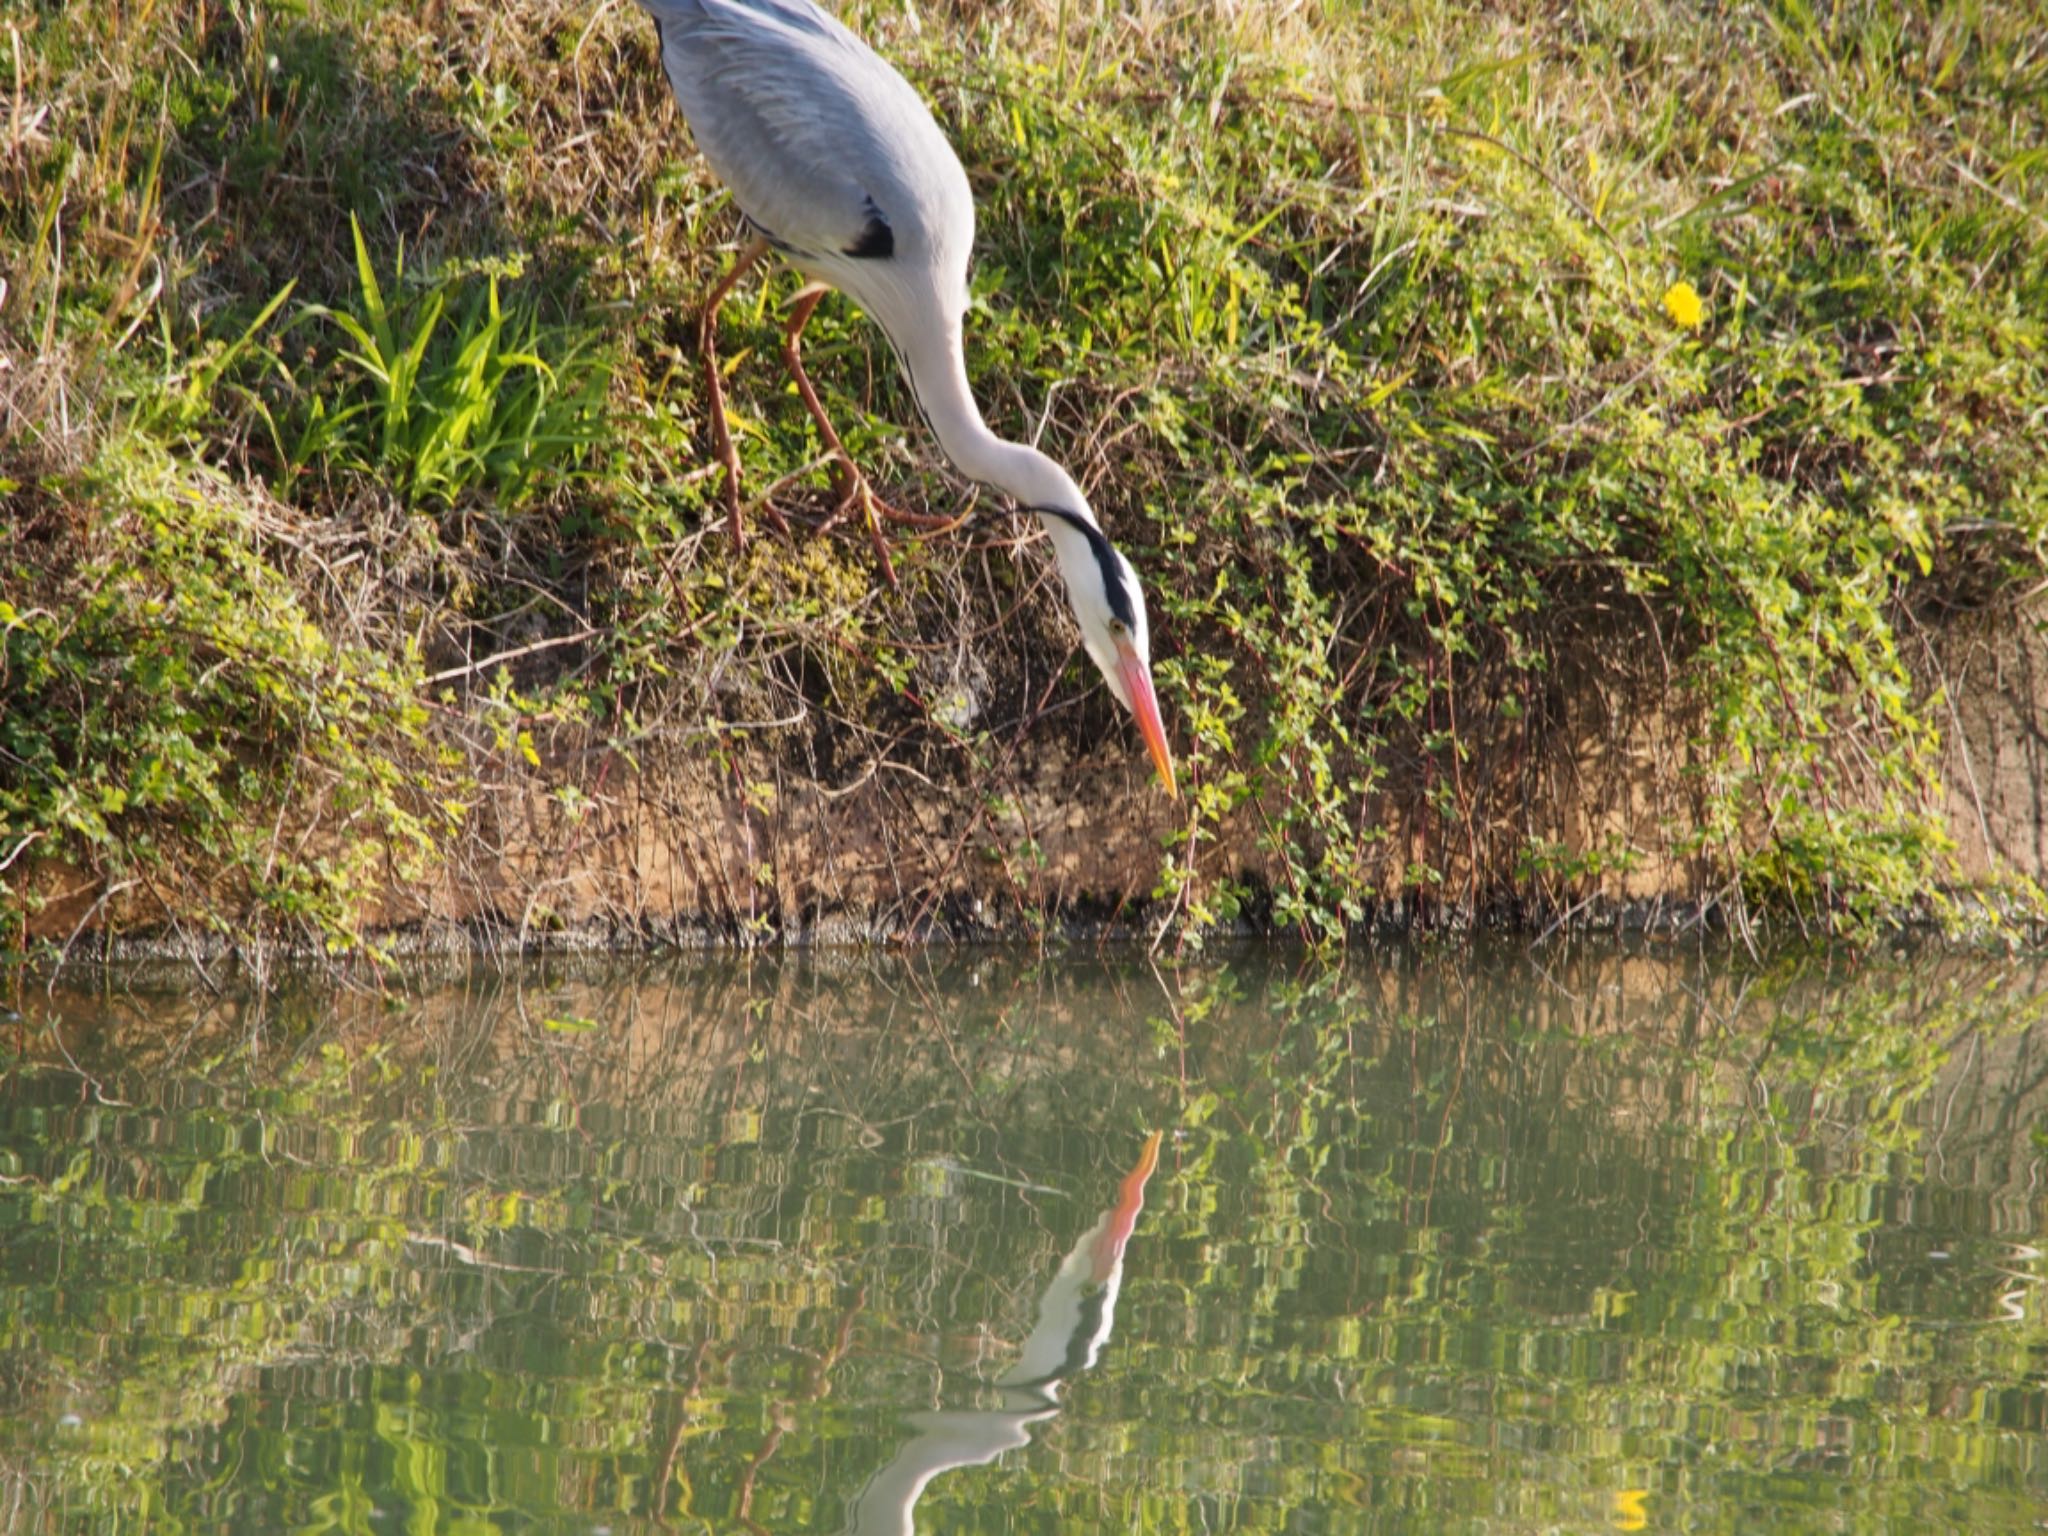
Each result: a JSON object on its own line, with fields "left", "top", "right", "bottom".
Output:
{"left": 843, "top": 1131, "right": 1164, "bottom": 1535}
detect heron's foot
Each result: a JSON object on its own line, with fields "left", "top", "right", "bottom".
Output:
{"left": 744, "top": 490, "right": 796, "bottom": 543}
{"left": 814, "top": 465, "right": 965, "bottom": 539}
{"left": 813, "top": 464, "right": 971, "bottom": 589}
{"left": 859, "top": 489, "right": 900, "bottom": 589}
{"left": 816, "top": 468, "right": 906, "bottom": 531}
{"left": 872, "top": 501, "right": 965, "bottom": 533}
{"left": 815, "top": 475, "right": 904, "bottom": 590}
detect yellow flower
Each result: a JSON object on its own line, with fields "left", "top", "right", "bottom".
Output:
{"left": 1662, "top": 280, "right": 1705, "bottom": 331}
{"left": 1612, "top": 1488, "right": 1651, "bottom": 1530}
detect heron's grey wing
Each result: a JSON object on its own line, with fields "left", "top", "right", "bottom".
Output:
{"left": 640, "top": 0, "right": 938, "bottom": 261}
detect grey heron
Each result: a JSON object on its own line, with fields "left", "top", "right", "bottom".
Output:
{"left": 638, "top": 0, "right": 1178, "bottom": 796}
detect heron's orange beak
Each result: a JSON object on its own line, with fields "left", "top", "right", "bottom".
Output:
{"left": 1090, "top": 1130, "right": 1163, "bottom": 1284}
{"left": 1116, "top": 641, "right": 1177, "bottom": 799}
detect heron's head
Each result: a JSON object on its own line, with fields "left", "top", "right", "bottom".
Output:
{"left": 1039, "top": 510, "right": 1177, "bottom": 798}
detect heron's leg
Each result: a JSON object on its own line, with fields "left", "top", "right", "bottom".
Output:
{"left": 778, "top": 285, "right": 964, "bottom": 555}
{"left": 698, "top": 235, "right": 788, "bottom": 544}
{"left": 779, "top": 285, "right": 900, "bottom": 586}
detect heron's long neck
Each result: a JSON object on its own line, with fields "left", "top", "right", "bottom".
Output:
{"left": 894, "top": 318, "right": 1092, "bottom": 523}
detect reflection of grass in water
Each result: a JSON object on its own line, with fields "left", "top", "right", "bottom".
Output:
{"left": 4, "top": 951, "right": 2046, "bottom": 1527}
{"left": 4, "top": 0, "right": 2047, "bottom": 952}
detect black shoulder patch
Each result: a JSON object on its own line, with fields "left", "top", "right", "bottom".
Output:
{"left": 843, "top": 197, "right": 894, "bottom": 259}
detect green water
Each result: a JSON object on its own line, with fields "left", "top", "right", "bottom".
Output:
{"left": 3, "top": 948, "right": 2047, "bottom": 1533}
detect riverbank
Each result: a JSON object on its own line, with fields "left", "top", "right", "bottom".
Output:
{"left": 17, "top": 591, "right": 2048, "bottom": 957}
{"left": 6, "top": 1, "right": 2046, "bottom": 957}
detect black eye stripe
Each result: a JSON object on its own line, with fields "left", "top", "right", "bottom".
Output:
{"left": 867, "top": 388, "right": 1132, "bottom": 636}
{"left": 1029, "top": 506, "right": 1137, "bottom": 631}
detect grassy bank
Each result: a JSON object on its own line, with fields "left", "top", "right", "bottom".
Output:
{"left": 4, "top": 0, "right": 2046, "bottom": 954}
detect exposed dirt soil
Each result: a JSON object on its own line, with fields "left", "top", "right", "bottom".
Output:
{"left": 22, "top": 601, "right": 2046, "bottom": 953}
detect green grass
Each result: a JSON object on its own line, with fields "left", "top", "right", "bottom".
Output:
{"left": 3, "top": 0, "right": 2045, "bottom": 952}
{"left": 286, "top": 215, "right": 612, "bottom": 509}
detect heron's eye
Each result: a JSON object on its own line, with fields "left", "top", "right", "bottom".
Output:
{"left": 1108, "top": 618, "right": 1127, "bottom": 637}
